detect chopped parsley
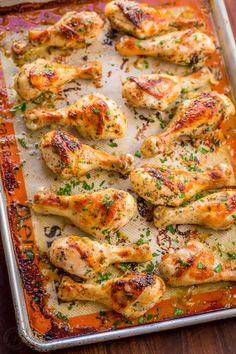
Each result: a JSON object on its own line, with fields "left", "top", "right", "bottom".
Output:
{"left": 82, "top": 180, "right": 94, "bottom": 190}
{"left": 145, "top": 261, "right": 155, "bottom": 273}
{"left": 119, "top": 262, "right": 133, "bottom": 271}
{"left": 220, "top": 197, "right": 228, "bottom": 202}
{"left": 135, "top": 40, "right": 142, "bottom": 47}
{"left": 96, "top": 272, "right": 112, "bottom": 284}
{"left": 17, "top": 137, "right": 28, "bottom": 149}
{"left": 10, "top": 101, "right": 27, "bottom": 115}
{"left": 108, "top": 141, "right": 118, "bottom": 148}
{"left": 181, "top": 88, "right": 188, "bottom": 94}
{"left": 152, "top": 252, "right": 160, "bottom": 257}
{"left": 166, "top": 224, "right": 176, "bottom": 234}
{"left": 144, "top": 60, "right": 149, "bottom": 69}
{"left": 198, "top": 146, "right": 209, "bottom": 154}
{"left": 147, "top": 314, "right": 153, "bottom": 321}
{"left": 92, "top": 107, "right": 101, "bottom": 114}
{"left": 174, "top": 307, "right": 183, "bottom": 316}
{"left": 179, "top": 259, "right": 191, "bottom": 268}
{"left": 136, "top": 234, "right": 148, "bottom": 245}
{"left": 183, "top": 153, "right": 197, "bottom": 162}
{"left": 134, "top": 150, "right": 141, "bottom": 158}
{"left": 214, "top": 264, "right": 222, "bottom": 273}
{"left": 57, "top": 180, "right": 79, "bottom": 196}
{"left": 102, "top": 194, "right": 114, "bottom": 210}
{"left": 227, "top": 252, "right": 236, "bottom": 260}
{"left": 187, "top": 164, "right": 202, "bottom": 172}
{"left": 57, "top": 183, "right": 73, "bottom": 196}
{"left": 156, "top": 179, "right": 163, "bottom": 190}
{"left": 55, "top": 311, "right": 68, "bottom": 321}
{"left": 197, "top": 262, "right": 205, "bottom": 269}
{"left": 111, "top": 320, "right": 121, "bottom": 329}
{"left": 67, "top": 303, "right": 74, "bottom": 310}
{"left": 138, "top": 316, "right": 146, "bottom": 324}
{"left": 99, "top": 180, "right": 106, "bottom": 187}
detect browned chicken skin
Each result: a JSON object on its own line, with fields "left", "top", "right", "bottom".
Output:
{"left": 160, "top": 240, "right": 236, "bottom": 286}
{"left": 40, "top": 130, "right": 134, "bottom": 178}
{"left": 154, "top": 190, "right": 236, "bottom": 230}
{"left": 105, "top": 0, "right": 200, "bottom": 39}
{"left": 32, "top": 189, "right": 137, "bottom": 238}
{"left": 49, "top": 235, "right": 152, "bottom": 279}
{"left": 141, "top": 91, "right": 235, "bottom": 157}
{"left": 14, "top": 59, "right": 102, "bottom": 100}
{"left": 122, "top": 67, "right": 214, "bottom": 111}
{"left": 116, "top": 30, "right": 215, "bottom": 66}
{"left": 130, "top": 164, "right": 235, "bottom": 206}
{"left": 12, "top": 11, "right": 104, "bottom": 56}
{"left": 58, "top": 272, "right": 166, "bottom": 318}
{"left": 25, "top": 93, "right": 127, "bottom": 139}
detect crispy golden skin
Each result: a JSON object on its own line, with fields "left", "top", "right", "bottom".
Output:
{"left": 160, "top": 240, "right": 236, "bottom": 286}
{"left": 14, "top": 59, "right": 102, "bottom": 100}
{"left": 40, "top": 129, "right": 134, "bottom": 178}
{"left": 12, "top": 11, "right": 104, "bottom": 55}
{"left": 122, "top": 67, "right": 214, "bottom": 110}
{"left": 32, "top": 189, "right": 137, "bottom": 238}
{"left": 49, "top": 235, "right": 152, "bottom": 279}
{"left": 154, "top": 190, "right": 236, "bottom": 230}
{"left": 58, "top": 272, "right": 166, "bottom": 318}
{"left": 116, "top": 30, "right": 215, "bottom": 66}
{"left": 105, "top": 0, "right": 200, "bottom": 39}
{"left": 25, "top": 93, "right": 127, "bottom": 139}
{"left": 130, "top": 164, "right": 235, "bottom": 207}
{"left": 141, "top": 91, "right": 235, "bottom": 157}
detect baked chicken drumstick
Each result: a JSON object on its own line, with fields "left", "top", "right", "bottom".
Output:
{"left": 14, "top": 59, "right": 102, "bottom": 100}
{"left": 12, "top": 11, "right": 104, "bottom": 55}
{"left": 130, "top": 164, "right": 235, "bottom": 206}
{"left": 58, "top": 272, "right": 166, "bottom": 318}
{"left": 141, "top": 91, "right": 235, "bottom": 157}
{"left": 49, "top": 235, "right": 152, "bottom": 279}
{"left": 160, "top": 240, "right": 236, "bottom": 286}
{"left": 40, "top": 130, "right": 134, "bottom": 178}
{"left": 32, "top": 189, "right": 137, "bottom": 238}
{"left": 116, "top": 29, "right": 215, "bottom": 66}
{"left": 25, "top": 93, "right": 127, "bottom": 139}
{"left": 154, "top": 190, "right": 236, "bottom": 230}
{"left": 122, "top": 67, "right": 214, "bottom": 111}
{"left": 105, "top": 0, "right": 200, "bottom": 39}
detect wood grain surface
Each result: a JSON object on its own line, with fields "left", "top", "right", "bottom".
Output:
{"left": 0, "top": 1, "right": 235, "bottom": 353}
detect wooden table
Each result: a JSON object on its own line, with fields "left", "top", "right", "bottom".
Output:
{"left": 0, "top": 1, "right": 235, "bottom": 353}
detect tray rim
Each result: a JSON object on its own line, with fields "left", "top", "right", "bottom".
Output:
{"left": 0, "top": 0, "right": 236, "bottom": 351}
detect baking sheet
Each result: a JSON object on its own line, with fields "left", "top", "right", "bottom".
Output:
{"left": 0, "top": 0, "right": 236, "bottom": 351}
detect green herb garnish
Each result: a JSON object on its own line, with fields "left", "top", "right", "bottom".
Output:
{"left": 227, "top": 252, "right": 236, "bottom": 260}
{"left": 214, "top": 264, "right": 222, "bottom": 273}
{"left": 82, "top": 180, "right": 94, "bottom": 190}
{"left": 134, "top": 150, "right": 141, "bottom": 158}
{"left": 96, "top": 272, "right": 112, "bottom": 284}
{"left": 108, "top": 141, "right": 118, "bottom": 148}
{"left": 10, "top": 101, "right": 27, "bottom": 115}
{"left": 102, "top": 194, "right": 114, "bottom": 210}
{"left": 174, "top": 307, "right": 183, "bottom": 316}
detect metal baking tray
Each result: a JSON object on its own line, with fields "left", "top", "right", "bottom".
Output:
{"left": 0, "top": 0, "right": 236, "bottom": 351}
